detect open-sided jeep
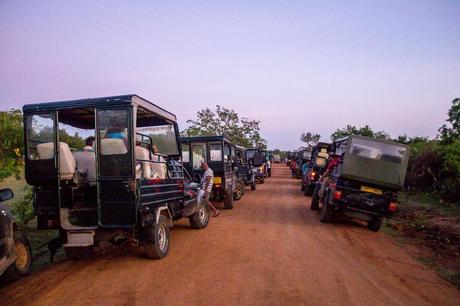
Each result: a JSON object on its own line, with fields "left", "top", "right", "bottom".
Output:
{"left": 235, "top": 145, "right": 257, "bottom": 191}
{"left": 302, "top": 142, "right": 331, "bottom": 195}
{"left": 23, "top": 95, "right": 209, "bottom": 260}
{"left": 180, "top": 136, "right": 245, "bottom": 209}
{"left": 311, "top": 135, "right": 409, "bottom": 232}
{"left": 246, "top": 148, "right": 266, "bottom": 184}
{"left": 0, "top": 189, "right": 33, "bottom": 280}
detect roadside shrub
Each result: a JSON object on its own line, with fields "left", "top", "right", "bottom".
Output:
{"left": 11, "top": 185, "right": 35, "bottom": 224}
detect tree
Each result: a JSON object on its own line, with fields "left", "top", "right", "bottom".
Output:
{"left": 0, "top": 109, "right": 24, "bottom": 181}
{"left": 300, "top": 132, "right": 320, "bottom": 148}
{"left": 330, "top": 124, "right": 389, "bottom": 141}
{"left": 182, "top": 105, "right": 263, "bottom": 147}
{"left": 438, "top": 98, "right": 460, "bottom": 144}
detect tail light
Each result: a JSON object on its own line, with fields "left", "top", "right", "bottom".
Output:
{"left": 259, "top": 166, "right": 264, "bottom": 171}
{"left": 310, "top": 171, "right": 316, "bottom": 179}
{"left": 389, "top": 202, "right": 397, "bottom": 212}
{"left": 333, "top": 190, "right": 342, "bottom": 200}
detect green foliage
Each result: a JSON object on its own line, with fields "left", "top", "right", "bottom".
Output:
{"left": 182, "top": 105, "right": 262, "bottom": 147}
{"left": 438, "top": 98, "right": 460, "bottom": 144}
{"left": 11, "top": 185, "right": 35, "bottom": 224}
{"left": 330, "top": 124, "right": 389, "bottom": 141}
{"left": 59, "top": 129, "right": 85, "bottom": 150}
{"left": 0, "top": 109, "right": 24, "bottom": 181}
{"left": 300, "top": 132, "right": 320, "bottom": 148}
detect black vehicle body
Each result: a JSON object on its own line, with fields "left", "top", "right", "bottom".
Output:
{"left": 263, "top": 150, "right": 272, "bottom": 177}
{"left": 236, "top": 145, "right": 257, "bottom": 191}
{"left": 311, "top": 136, "right": 409, "bottom": 232}
{"left": 0, "top": 189, "right": 32, "bottom": 279}
{"left": 180, "top": 136, "right": 244, "bottom": 208}
{"left": 246, "top": 148, "right": 266, "bottom": 183}
{"left": 23, "top": 95, "right": 209, "bottom": 260}
{"left": 302, "top": 142, "right": 331, "bottom": 195}
{"left": 294, "top": 149, "right": 311, "bottom": 179}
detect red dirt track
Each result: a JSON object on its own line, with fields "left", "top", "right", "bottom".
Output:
{"left": 1, "top": 164, "right": 459, "bottom": 306}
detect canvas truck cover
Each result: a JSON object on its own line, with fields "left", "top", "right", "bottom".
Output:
{"left": 341, "top": 136, "right": 409, "bottom": 190}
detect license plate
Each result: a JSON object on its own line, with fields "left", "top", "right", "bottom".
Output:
{"left": 66, "top": 231, "right": 94, "bottom": 246}
{"left": 360, "top": 186, "right": 383, "bottom": 195}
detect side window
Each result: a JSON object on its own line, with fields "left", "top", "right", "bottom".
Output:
{"left": 98, "top": 109, "right": 132, "bottom": 177}
{"left": 27, "top": 113, "right": 55, "bottom": 160}
{"left": 209, "top": 143, "right": 222, "bottom": 161}
{"left": 223, "top": 145, "right": 230, "bottom": 162}
{"left": 192, "top": 143, "right": 207, "bottom": 169}
{"left": 182, "top": 144, "right": 190, "bottom": 163}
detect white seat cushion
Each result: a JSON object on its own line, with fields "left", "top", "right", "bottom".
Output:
{"left": 100, "top": 138, "right": 127, "bottom": 155}
{"left": 37, "top": 142, "right": 76, "bottom": 180}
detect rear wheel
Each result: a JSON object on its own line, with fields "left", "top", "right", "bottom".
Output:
{"left": 144, "top": 215, "right": 170, "bottom": 259}
{"left": 320, "top": 199, "right": 334, "bottom": 223}
{"left": 310, "top": 186, "right": 320, "bottom": 210}
{"left": 224, "top": 189, "right": 234, "bottom": 209}
{"left": 367, "top": 216, "right": 383, "bottom": 232}
{"left": 250, "top": 182, "right": 256, "bottom": 191}
{"left": 233, "top": 182, "right": 243, "bottom": 201}
{"left": 189, "top": 203, "right": 210, "bottom": 229}
{"left": 304, "top": 184, "right": 313, "bottom": 196}
{"left": 64, "top": 246, "right": 93, "bottom": 260}
{"left": 301, "top": 183, "right": 305, "bottom": 191}
{"left": 4, "top": 231, "right": 32, "bottom": 280}
{"left": 260, "top": 178, "right": 265, "bottom": 184}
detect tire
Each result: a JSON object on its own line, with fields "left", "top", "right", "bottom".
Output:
{"left": 310, "top": 186, "right": 320, "bottom": 210}
{"left": 224, "top": 189, "right": 234, "bottom": 209}
{"left": 64, "top": 245, "right": 94, "bottom": 260}
{"left": 250, "top": 182, "right": 256, "bottom": 191}
{"left": 320, "top": 200, "right": 334, "bottom": 223}
{"left": 304, "top": 184, "right": 313, "bottom": 196}
{"left": 233, "top": 182, "right": 243, "bottom": 201}
{"left": 260, "top": 178, "right": 265, "bottom": 184}
{"left": 241, "top": 181, "right": 246, "bottom": 196}
{"left": 367, "top": 216, "right": 383, "bottom": 232}
{"left": 301, "top": 183, "right": 305, "bottom": 191}
{"left": 189, "top": 203, "right": 210, "bottom": 229}
{"left": 144, "top": 215, "right": 170, "bottom": 259}
{"left": 3, "top": 231, "right": 32, "bottom": 280}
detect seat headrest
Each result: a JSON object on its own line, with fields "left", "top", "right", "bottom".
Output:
{"left": 101, "top": 138, "right": 128, "bottom": 155}
{"left": 37, "top": 142, "right": 76, "bottom": 180}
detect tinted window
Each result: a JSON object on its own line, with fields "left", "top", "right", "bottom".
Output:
{"left": 210, "top": 143, "right": 222, "bottom": 161}
{"left": 192, "top": 143, "right": 207, "bottom": 169}
{"left": 181, "top": 144, "right": 190, "bottom": 163}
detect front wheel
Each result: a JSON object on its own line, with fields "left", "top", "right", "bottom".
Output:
{"left": 260, "top": 178, "right": 265, "bottom": 184}
{"left": 144, "top": 215, "right": 170, "bottom": 259}
{"left": 367, "top": 216, "right": 383, "bottom": 232}
{"left": 189, "top": 203, "right": 210, "bottom": 229}
{"left": 3, "top": 231, "right": 32, "bottom": 280}
{"left": 250, "top": 182, "right": 256, "bottom": 191}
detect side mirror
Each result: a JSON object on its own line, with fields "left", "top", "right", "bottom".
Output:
{"left": 0, "top": 188, "right": 14, "bottom": 202}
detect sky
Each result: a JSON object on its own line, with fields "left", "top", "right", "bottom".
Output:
{"left": 1, "top": 0, "right": 459, "bottom": 150}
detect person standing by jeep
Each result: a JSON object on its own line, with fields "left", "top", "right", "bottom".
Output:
{"left": 201, "top": 162, "right": 220, "bottom": 217}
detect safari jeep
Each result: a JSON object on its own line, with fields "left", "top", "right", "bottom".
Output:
{"left": 180, "top": 136, "right": 245, "bottom": 209}
{"left": 302, "top": 142, "right": 331, "bottom": 195}
{"left": 23, "top": 95, "right": 209, "bottom": 260}
{"left": 246, "top": 148, "right": 266, "bottom": 184}
{"left": 0, "top": 189, "right": 33, "bottom": 280}
{"left": 311, "top": 135, "right": 409, "bottom": 232}
{"left": 235, "top": 145, "right": 257, "bottom": 191}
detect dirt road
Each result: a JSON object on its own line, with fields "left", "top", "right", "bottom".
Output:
{"left": 1, "top": 164, "right": 459, "bottom": 306}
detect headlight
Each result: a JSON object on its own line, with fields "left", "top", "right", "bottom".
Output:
{"left": 259, "top": 166, "right": 264, "bottom": 171}
{"left": 213, "top": 177, "right": 222, "bottom": 184}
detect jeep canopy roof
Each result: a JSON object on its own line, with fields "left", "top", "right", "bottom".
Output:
{"left": 334, "top": 135, "right": 410, "bottom": 190}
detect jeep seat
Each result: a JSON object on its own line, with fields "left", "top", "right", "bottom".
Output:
{"left": 37, "top": 142, "right": 76, "bottom": 180}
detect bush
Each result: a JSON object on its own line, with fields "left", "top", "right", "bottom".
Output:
{"left": 11, "top": 185, "right": 35, "bottom": 224}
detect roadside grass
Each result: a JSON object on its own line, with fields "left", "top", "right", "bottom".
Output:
{"left": 384, "top": 192, "right": 460, "bottom": 289}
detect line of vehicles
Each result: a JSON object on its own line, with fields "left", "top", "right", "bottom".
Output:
{"left": 290, "top": 135, "right": 409, "bottom": 232}
{"left": 0, "top": 95, "right": 273, "bottom": 281}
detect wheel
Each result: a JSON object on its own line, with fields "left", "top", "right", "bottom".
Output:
{"left": 260, "top": 178, "right": 265, "bottom": 184}
{"left": 64, "top": 245, "right": 94, "bottom": 260}
{"left": 3, "top": 231, "right": 32, "bottom": 280}
{"left": 189, "top": 203, "right": 210, "bottom": 229}
{"left": 301, "top": 183, "right": 305, "bottom": 191}
{"left": 233, "top": 182, "right": 243, "bottom": 201}
{"left": 241, "top": 181, "right": 246, "bottom": 195}
{"left": 144, "top": 215, "right": 170, "bottom": 259}
{"left": 250, "top": 182, "right": 256, "bottom": 191}
{"left": 320, "top": 199, "right": 334, "bottom": 223}
{"left": 367, "top": 216, "right": 383, "bottom": 232}
{"left": 310, "top": 186, "right": 320, "bottom": 210}
{"left": 224, "top": 189, "right": 234, "bottom": 209}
